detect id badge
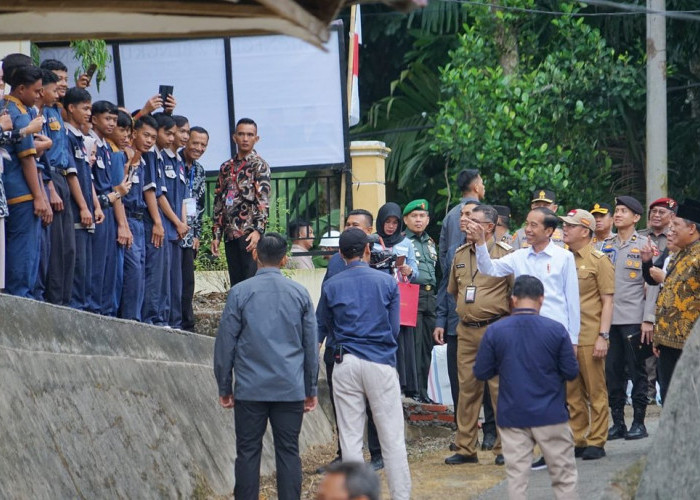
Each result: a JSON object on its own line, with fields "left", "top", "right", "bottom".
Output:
{"left": 465, "top": 285, "right": 477, "bottom": 303}
{"left": 225, "top": 190, "right": 235, "bottom": 206}
{"left": 184, "top": 197, "right": 197, "bottom": 217}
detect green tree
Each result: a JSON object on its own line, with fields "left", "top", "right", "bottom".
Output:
{"left": 433, "top": 1, "right": 643, "bottom": 223}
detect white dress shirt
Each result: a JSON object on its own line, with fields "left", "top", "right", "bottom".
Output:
{"left": 475, "top": 240, "right": 581, "bottom": 344}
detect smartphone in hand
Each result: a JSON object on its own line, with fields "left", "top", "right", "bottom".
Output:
{"left": 159, "top": 85, "right": 174, "bottom": 105}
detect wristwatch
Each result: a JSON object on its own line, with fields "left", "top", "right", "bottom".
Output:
{"left": 599, "top": 332, "right": 610, "bottom": 341}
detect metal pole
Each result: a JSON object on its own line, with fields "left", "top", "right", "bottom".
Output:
{"left": 646, "top": 0, "right": 667, "bottom": 206}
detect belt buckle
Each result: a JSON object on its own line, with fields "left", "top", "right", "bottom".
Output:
{"left": 424, "top": 284, "right": 432, "bottom": 291}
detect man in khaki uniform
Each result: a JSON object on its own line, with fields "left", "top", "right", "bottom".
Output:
{"left": 445, "top": 204, "right": 513, "bottom": 466}
{"left": 561, "top": 209, "right": 615, "bottom": 461}
{"left": 512, "top": 189, "right": 565, "bottom": 249}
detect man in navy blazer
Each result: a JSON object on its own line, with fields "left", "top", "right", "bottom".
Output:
{"left": 474, "top": 275, "right": 579, "bottom": 500}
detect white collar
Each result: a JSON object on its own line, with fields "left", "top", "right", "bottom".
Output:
{"left": 65, "top": 122, "right": 84, "bottom": 137}
{"left": 163, "top": 148, "right": 177, "bottom": 159}
{"left": 89, "top": 130, "right": 107, "bottom": 148}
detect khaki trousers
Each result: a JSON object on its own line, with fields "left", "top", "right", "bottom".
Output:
{"left": 455, "top": 323, "right": 501, "bottom": 456}
{"left": 499, "top": 422, "right": 579, "bottom": 500}
{"left": 333, "top": 354, "right": 411, "bottom": 500}
{"left": 566, "top": 345, "right": 608, "bottom": 448}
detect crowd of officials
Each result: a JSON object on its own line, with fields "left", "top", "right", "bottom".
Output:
{"left": 0, "top": 53, "right": 220, "bottom": 330}
{"left": 212, "top": 164, "right": 699, "bottom": 499}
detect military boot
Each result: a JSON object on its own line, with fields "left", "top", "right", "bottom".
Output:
{"left": 625, "top": 407, "right": 648, "bottom": 440}
{"left": 607, "top": 408, "right": 627, "bottom": 440}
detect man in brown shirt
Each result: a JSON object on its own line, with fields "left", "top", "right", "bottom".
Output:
{"left": 445, "top": 204, "right": 513, "bottom": 466}
{"left": 561, "top": 209, "right": 614, "bottom": 460}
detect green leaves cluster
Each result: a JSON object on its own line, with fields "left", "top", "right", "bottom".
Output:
{"left": 70, "top": 39, "right": 111, "bottom": 91}
{"left": 433, "top": 2, "right": 643, "bottom": 222}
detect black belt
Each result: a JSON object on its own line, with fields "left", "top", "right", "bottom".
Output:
{"left": 461, "top": 315, "right": 503, "bottom": 328}
{"left": 420, "top": 284, "right": 435, "bottom": 292}
{"left": 126, "top": 210, "right": 145, "bottom": 220}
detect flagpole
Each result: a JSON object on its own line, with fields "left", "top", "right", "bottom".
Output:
{"left": 341, "top": 4, "right": 357, "bottom": 226}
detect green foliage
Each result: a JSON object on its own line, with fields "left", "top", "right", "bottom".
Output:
{"left": 433, "top": 2, "right": 643, "bottom": 223}
{"left": 194, "top": 215, "right": 227, "bottom": 272}
{"left": 70, "top": 39, "right": 111, "bottom": 91}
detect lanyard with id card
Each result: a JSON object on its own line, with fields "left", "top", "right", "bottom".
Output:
{"left": 225, "top": 160, "right": 246, "bottom": 207}
{"left": 465, "top": 242, "right": 493, "bottom": 303}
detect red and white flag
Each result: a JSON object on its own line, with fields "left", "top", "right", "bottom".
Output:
{"left": 348, "top": 5, "right": 362, "bottom": 127}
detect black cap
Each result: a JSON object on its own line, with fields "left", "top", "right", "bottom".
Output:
{"left": 615, "top": 195, "right": 644, "bottom": 216}
{"left": 531, "top": 189, "right": 556, "bottom": 204}
{"left": 677, "top": 199, "right": 700, "bottom": 224}
{"left": 339, "top": 228, "right": 369, "bottom": 258}
{"left": 590, "top": 202, "right": 613, "bottom": 215}
{"left": 493, "top": 205, "right": 511, "bottom": 218}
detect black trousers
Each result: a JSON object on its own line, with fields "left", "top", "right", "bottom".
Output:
{"left": 224, "top": 236, "right": 257, "bottom": 287}
{"left": 606, "top": 324, "right": 649, "bottom": 411}
{"left": 446, "top": 334, "right": 459, "bottom": 414}
{"left": 45, "top": 173, "right": 75, "bottom": 305}
{"left": 325, "top": 356, "right": 381, "bottom": 459}
{"left": 181, "top": 246, "right": 196, "bottom": 331}
{"left": 482, "top": 383, "right": 496, "bottom": 436}
{"left": 414, "top": 289, "right": 437, "bottom": 399}
{"left": 657, "top": 345, "right": 683, "bottom": 404}
{"left": 234, "top": 400, "right": 304, "bottom": 500}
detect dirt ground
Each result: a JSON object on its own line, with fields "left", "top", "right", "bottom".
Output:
{"left": 257, "top": 432, "right": 506, "bottom": 499}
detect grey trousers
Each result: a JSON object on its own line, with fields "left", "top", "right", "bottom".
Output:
{"left": 332, "top": 354, "right": 411, "bottom": 500}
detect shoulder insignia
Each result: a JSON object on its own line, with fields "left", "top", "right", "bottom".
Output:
{"left": 631, "top": 235, "right": 637, "bottom": 242}
{"left": 497, "top": 240, "right": 513, "bottom": 251}
{"left": 592, "top": 249, "right": 605, "bottom": 258}
{"left": 455, "top": 243, "right": 470, "bottom": 253}
{"left": 511, "top": 233, "right": 519, "bottom": 243}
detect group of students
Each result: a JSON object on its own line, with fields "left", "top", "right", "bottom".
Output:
{"left": 0, "top": 54, "right": 208, "bottom": 331}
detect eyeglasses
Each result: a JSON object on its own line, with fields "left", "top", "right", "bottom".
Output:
{"left": 468, "top": 219, "right": 491, "bottom": 225}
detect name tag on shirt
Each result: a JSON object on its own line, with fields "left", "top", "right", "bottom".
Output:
{"left": 131, "top": 173, "right": 140, "bottom": 184}
{"left": 184, "top": 197, "right": 197, "bottom": 217}
{"left": 165, "top": 168, "right": 176, "bottom": 179}
{"left": 96, "top": 156, "right": 106, "bottom": 169}
{"left": 74, "top": 147, "right": 84, "bottom": 159}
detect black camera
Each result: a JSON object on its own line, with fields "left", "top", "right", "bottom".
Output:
{"left": 367, "top": 233, "right": 397, "bottom": 270}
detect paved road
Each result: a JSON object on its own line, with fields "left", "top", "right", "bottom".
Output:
{"left": 477, "top": 416, "right": 658, "bottom": 500}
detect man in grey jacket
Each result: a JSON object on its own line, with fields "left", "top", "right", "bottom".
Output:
{"left": 214, "top": 232, "right": 319, "bottom": 500}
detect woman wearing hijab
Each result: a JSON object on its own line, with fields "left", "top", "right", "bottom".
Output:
{"left": 374, "top": 202, "right": 420, "bottom": 399}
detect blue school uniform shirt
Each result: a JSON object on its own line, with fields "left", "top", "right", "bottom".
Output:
{"left": 106, "top": 139, "right": 126, "bottom": 188}
{"left": 2, "top": 96, "right": 37, "bottom": 201}
{"left": 161, "top": 148, "right": 186, "bottom": 242}
{"left": 142, "top": 148, "right": 165, "bottom": 224}
{"left": 122, "top": 156, "right": 147, "bottom": 213}
{"left": 42, "top": 104, "right": 70, "bottom": 174}
{"left": 64, "top": 122, "right": 95, "bottom": 224}
{"left": 91, "top": 133, "right": 113, "bottom": 195}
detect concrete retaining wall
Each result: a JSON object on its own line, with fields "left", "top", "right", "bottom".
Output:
{"left": 0, "top": 294, "right": 333, "bottom": 498}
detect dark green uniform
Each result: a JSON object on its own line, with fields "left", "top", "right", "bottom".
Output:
{"left": 406, "top": 228, "right": 438, "bottom": 401}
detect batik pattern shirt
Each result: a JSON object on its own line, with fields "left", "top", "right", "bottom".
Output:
{"left": 180, "top": 159, "right": 206, "bottom": 249}
{"left": 212, "top": 150, "right": 270, "bottom": 241}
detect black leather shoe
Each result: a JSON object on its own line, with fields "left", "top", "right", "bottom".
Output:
{"left": 494, "top": 454, "right": 505, "bottom": 466}
{"left": 316, "top": 455, "right": 341, "bottom": 474}
{"left": 574, "top": 446, "right": 586, "bottom": 458}
{"left": 607, "top": 422, "right": 627, "bottom": 440}
{"left": 531, "top": 456, "right": 546, "bottom": 470}
{"left": 582, "top": 446, "right": 606, "bottom": 460}
{"left": 481, "top": 432, "right": 496, "bottom": 451}
{"left": 445, "top": 453, "right": 479, "bottom": 465}
{"left": 625, "top": 422, "right": 648, "bottom": 440}
{"left": 369, "top": 456, "right": 384, "bottom": 471}
{"left": 449, "top": 442, "right": 458, "bottom": 452}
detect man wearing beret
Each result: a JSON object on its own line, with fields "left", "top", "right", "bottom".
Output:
{"left": 404, "top": 199, "right": 438, "bottom": 404}
{"left": 512, "top": 189, "right": 566, "bottom": 249}
{"left": 653, "top": 199, "right": 700, "bottom": 404}
{"left": 590, "top": 202, "right": 615, "bottom": 249}
{"left": 561, "top": 209, "right": 615, "bottom": 460}
{"left": 602, "top": 195, "right": 656, "bottom": 440}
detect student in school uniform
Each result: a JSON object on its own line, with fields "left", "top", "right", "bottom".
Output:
{"left": 105, "top": 109, "right": 135, "bottom": 315}
{"left": 63, "top": 87, "right": 104, "bottom": 310}
{"left": 159, "top": 114, "right": 189, "bottom": 328}
{"left": 88, "top": 100, "right": 121, "bottom": 314}
{"left": 40, "top": 60, "right": 76, "bottom": 306}
{"left": 2, "top": 64, "right": 52, "bottom": 297}
{"left": 119, "top": 115, "right": 158, "bottom": 321}
{"left": 141, "top": 113, "right": 177, "bottom": 326}
{"left": 180, "top": 126, "right": 208, "bottom": 332}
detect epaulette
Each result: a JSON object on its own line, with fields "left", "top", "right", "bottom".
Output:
{"left": 497, "top": 240, "right": 513, "bottom": 251}
{"left": 592, "top": 249, "right": 605, "bottom": 258}
{"left": 455, "top": 243, "right": 470, "bottom": 253}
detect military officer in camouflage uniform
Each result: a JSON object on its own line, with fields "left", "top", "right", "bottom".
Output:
{"left": 602, "top": 196, "right": 656, "bottom": 441}
{"left": 511, "top": 189, "right": 565, "bottom": 249}
{"left": 591, "top": 202, "right": 615, "bottom": 250}
{"left": 404, "top": 199, "right": 438, "bottom": 403}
